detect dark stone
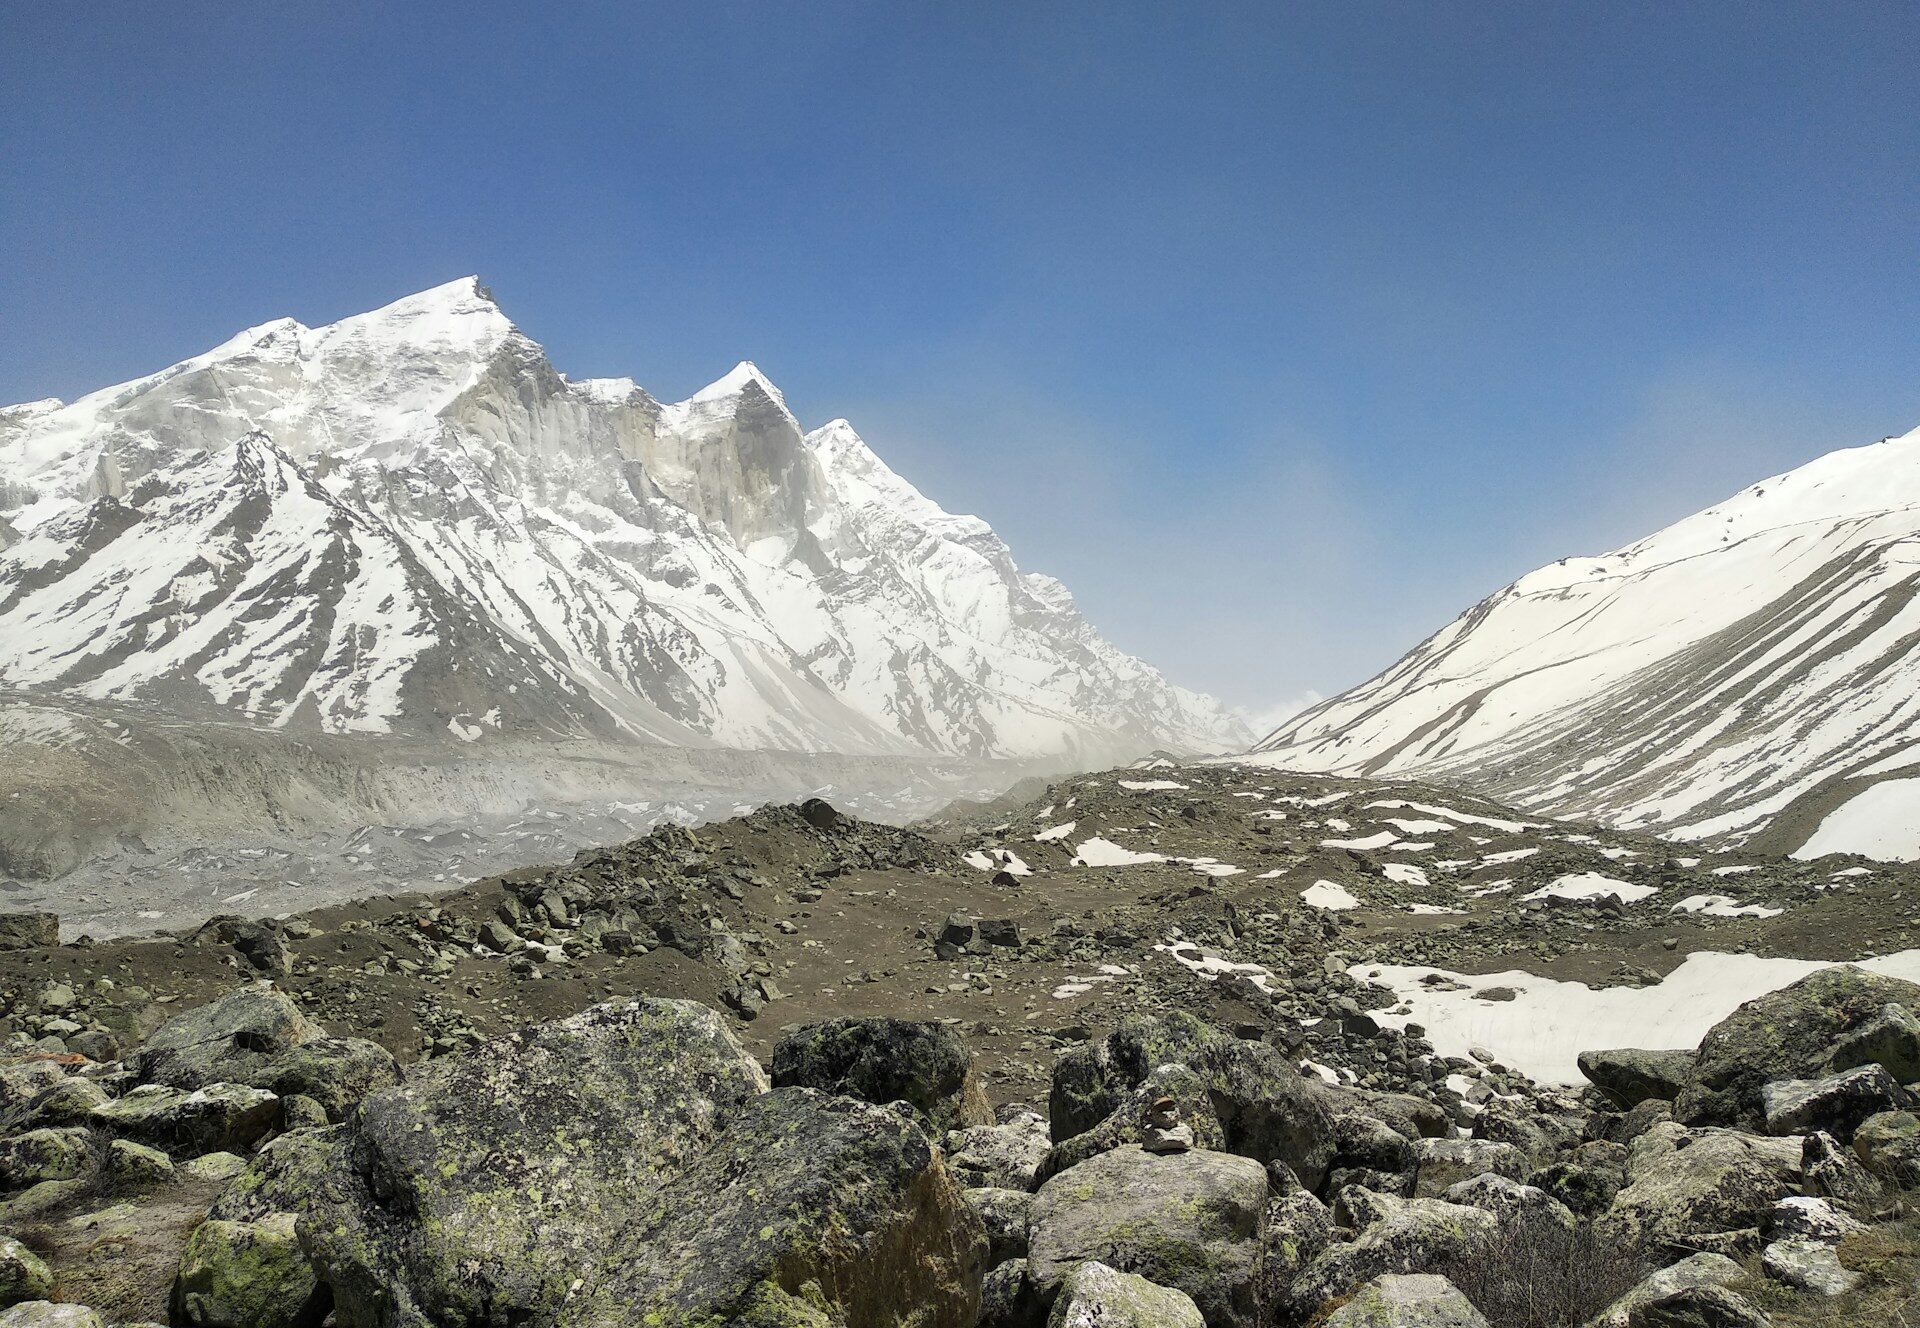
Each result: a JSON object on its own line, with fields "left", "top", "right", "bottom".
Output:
{"left": 771, "top": 1015, "right": 982, "bottom": 1132}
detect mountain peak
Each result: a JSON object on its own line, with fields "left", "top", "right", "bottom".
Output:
{"left": 683, "top": 361, "right": 791, "bottom": 414}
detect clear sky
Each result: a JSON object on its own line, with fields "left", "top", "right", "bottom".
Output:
{"left": 4, "top": 4, "right": 1917, "bottom": 729}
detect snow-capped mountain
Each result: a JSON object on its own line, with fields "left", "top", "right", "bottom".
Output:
{"left": 0, "top": 278, "right": 1245, "bottom": 765}
{"left": 1250, "top": 424, "right": 1920, "bottom": 860}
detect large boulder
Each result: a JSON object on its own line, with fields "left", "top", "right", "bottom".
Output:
{"left": 1760, "top": 1064, "right": 1912, "bottom": 1141}
{"left": 1413, "top": 1138, "right": 1527, "bottom": 1199}
{"left": 771, "top": 1016, "right": 985, "bottom": 1132}
{"left": 132, "top": 986, "right": 398, "bottom": 1123}
{"left": 1676, "top": 965, "right": 1920, "bottom": 1127}
{"left": 0, "top": 1307, "right": 103, "bottom": 1328}
{"left": 1189, "top": 1038, "right": 1339, "bottom": 1192}
{"left": 1289, "top": 1190, "right": 1497, "bottom": 1319}
{"left": 172, "top": 1213, "right": 327, "bottom": 1328}
{"left": 1028, "top": 1145, "right": 1267, "bottom": 1328}
{"left": 1623, "top": 1285, "right": 1768, "bottom": 1327}
{"left": 1048, "top": 1015, "right": 1227, "bottom": 1141}
{"left": 0, "top": 1128, "right": 96, "bottom": 1188}
{"left": 1853, "top": 1109, "right": 1920, "bottom": 1186}
{"left": 90, "top": 1083, "right": 280, "bottom": 1155}
{"left": 0, "top": 1238, "right": 51, "bottom": 1306}
{"left": 1036, "top": 1064, "right": 1223, "bottom": 1186}
{"left": 1578, "top": 1050, "right": 1695, "bottom": 1109}
{"left": 1601, "top": 1124, "right": 1801, "bottom": 1249}
{"left": 1826, "top": 1001, "right": 1920, "bottom": 1081}
{"left": 301, "top": 999, "right": 985, "bottom": 1327}
{"left": 1583, "top": 1253, "right": 1745, "bottom": 1328}
{"left": 1046, "top": 1262, "right": 1204, "bottom": 1328}
{"left": 1760, "top": 1238, "right": 1859, "bottom": 1296}
{"left": 1323, "top": 1273, "right": 1490, "bottom": 1328}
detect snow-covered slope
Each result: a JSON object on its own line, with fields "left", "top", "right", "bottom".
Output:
{"left": 0, "top": 278, "right": 1245, "bottom": 765}
{"left": 1249, "top": 424, "right": 1920, "bottom": 859}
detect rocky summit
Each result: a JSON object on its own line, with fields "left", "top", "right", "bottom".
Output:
{"left": 0, "top": 758, "right": 1915, "bottom": 1325}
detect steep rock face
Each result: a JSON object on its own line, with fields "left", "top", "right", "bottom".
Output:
{"left": 0, "top": 279, "right": 1245, "bottom": 766}
{"left": 1251, "top": 425, "right": 1920, "bottom": 857}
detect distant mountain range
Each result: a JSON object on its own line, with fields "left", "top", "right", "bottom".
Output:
{"left": 0, "top": 278, "right": 1245, "bottom": 764}
{"left": 1251, "top": 423, "right": 1920, "bottom": 860}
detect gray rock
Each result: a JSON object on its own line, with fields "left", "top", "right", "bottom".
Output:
{"left": 771, "top": 1015, "right": 984, "bottom": 1132}
{"left": 948, "top": 1109, "right": 1051, "bottom": 1190}
{"left": 1442, "top": 1173, "right": 1576, "bottom": 1234}
{"left": 205, "top": 1129, "right": 341, "bottom": 1224}
{"left": 1037, "top": 1064, "right": 1223, "bottom": 1185}
{"left": 1047, "top": 1261, "right": 1205, "bottom": 1328}
{"left": 1800, "top": 1128, "right": 1888, "bottom": 1217}
{"left": 0, "top": 1065, "right": 66, "bottom": 1116}
{"left": 1578, "top": 1049, "right": 1695, "bottom": 1108}
{"left": 0, "top": 1238, "right": 51, "bottom": 1307}
{"left": 1622, "top": 1285, "right": 1768, "bottom": 1328}
{"left": 1260, "top": 1189, "right": 1335, "bottom": 1294}
{"left": 133, "top": 984, "right": 318, "bottom": 1090}
{"left": 1291, "top": 1190, "right": 1498, "bottom": 1318}
{"left": 1048, "top": 1014, "right": 1227, "bottom": 1141}
{"left": 90, "top": 1082, "right": 280, "bottom": 1155}
{"left": 1677, "top": 965, "right": 1920, "bottom": 1127}
{"left": 1602, "top": 1124, "right": 1800, "bottom": 1247}
{"left": 105, "top": 1138, "right": 175, "bottom": 1184}
{"left": 980, "top": 1258, "right": 1047, "bottom": 1328}
{"left": 1191, "top": 1038, "right": 1340, "bottom": 1192}
{"left": 302, "top": 999, "right": 986, "bottom": 1327}
{"left": 965, "top": 1187, "right": 1033, "bottom": 1266}
{"left": 1028, "top": 1145, "right": 1267, "bottom": 1328}
{"left": 1765, "top": 1195, "right": 1864, "bottom": 1244}
{"left": 1323, "top": 1273, "right": 1491, "bottom": 1328}
{"left": 1530, "top": 1140, "right": 1630, "bottom": 1216}
{"left": 0, "top": 915, "right": 58, "bottom": 951}
{"left": 1413, "top": 1137, "right": 1527, "bottom": 1198}
{"left": 0, "top": 1308, "right": 101, "bottom": 1328}
{"left": 1761, "top": 1064, "right": 1912, "bottom": 1140}
{"left": 1760, "top": 1238, "right": 1860, "bottom": 1296}
{"left": 7, "top": 1077, "right": 109, "bottom": 1131}
{"left": 1583, "top": 1252, "right": 1745, "bottom": 1328}
{"left": 1825, "top": 1000, "right": 1920, "bottom": 1082}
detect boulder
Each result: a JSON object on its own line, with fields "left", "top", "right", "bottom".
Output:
{"left": 1765, "top": 1195, "right": 1864, "bottom": 1244}
{"left": 105, "top": 1138, "right": 175, "bottom": 1184}
{"left": 1602, "top": 1124, "right": 1800, "bottom": 1248}
{"left": 948, "top": 1108, "right": 1051, "bottom": 1190}
{"left": 1028, "top": 1145, "right": 1267, "bottom": 1328}
{"left": 1290, "top": 1190, "right": 1497, "bottom": 1318}
{"left": 1413, "top": 1137, "right": 1527, "bottom": 1198}
{"left": 0, "top": 1307, "right": 103, "bottom": 1328}
{"left": 1584, "top": 1252, "right": 1745, "bottom": 1328}
{"left": 1323, "top": 1273, "right": 1491, "bottom": 1328}
{"left": 1260, "top": 1190, "right": 1334, "bottom": 1296}
{"left": 1760, "top": 1238, "right": 1859, "bottom": 1296}
{"left": 1799, "top": 1128, "right": 1887, "bottom": 1218}
{"left": 171, "top": 1213, "right": 327, "bottom": 1328}
{"left": 1826, "top": 1000, "right": 1920, "bottom": 1082}
{"left": 1578, "top": 1049, "right": 1695, "bottom": 1108}
{"left": 1442, "top": 1174, "right": 1576, "bottom": 1235}
{"left": 90, "top": 1082, "right": 280, "bottom": 1155}
{"left": 965, "top": 1187, "right": 1033, "bottom": 1266}
{"left": 1530, "top": 1140, "right": 1630, "bottom": 1216}
{"left": 206, "top": 1128, "right": 342, "bottom": 1224}
{"left": 302, "top": 999, "right": 985, "bottom": 1327}
{"left": 1190, "top": 1038, "right": 1338, "bottom": 1192}
{"left": 771, "top": 1016, "right": 984, "bottom": 1131}
{"left": 0, "top": 1238, "right": 51, "bottom": 1306}
{"left": 1676, "top": 965, "right": 1920, "bottom": 1127}
{"left": 0, "top": 1128, "right": 96, "bottom": 1188}
{"left": 1760, "top": 1064, "right": 1912, "bottom": 1141}
{"left": 132, "top": 985, "right": 319, "bottom": 1090}
{"left": 254, "top": 1038, "right": 400, "bottom": 1122}
{"left": 1037, "top": 1064, "right": 1222, "bottom": 1186}
{"left": 0, "top": 1065, "right": 67, "bottom": 1115}
{"left": 1048, "top": 1015, "right": 1226, "bottom": 1141}
{"left": 8, "top": 1077, "right": 109, "bottom": 1130}
{"left": 1853, "top": 1109, "right": 1920, "bottom": 1186}
{"left": 1622, "top": 1285, "right": 1768, "bottom": 1328}
{"left": 1046, "top": 1261, "right": 1205, "bottom": 1328}
{"left": 980, "top": 1259, "right": 1047, "bottom": 1328}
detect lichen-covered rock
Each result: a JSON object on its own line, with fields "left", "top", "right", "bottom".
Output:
{"left": 1761, "top": 1064, "right": 1912, "bottom": 1141}
{"left": 1413, "top": 1137, "right": 1526, "bottom": 1198}
{"left": 302, "top": 999, "right": 985, "bottom": 1328}
{"left": 1825, "top": 1001, "right": 1920, "bottom": 1082}
{"left": 172, "top": 1212, "right": 327, "bottom": 1328}
{"left": 980, "top": 1259, "right": 1047, "bottom": 1328}
{"left": 1676, "top": 966, "right": 1920, "bottom": 1127}
{"left": 206, "top": 1128, "right": 342, "bottom": 1224}
{"left": 1578, "top": 1050, "right": 1695, "bottom": 1109}
{"left": 7, "top": 1077, "right": 109, "bottom": 1130}
{"left": 1626, "top": 1285, "right": 1769, "bottom": 1327}
{"left": 0, "top": 1127, "right": 97, "bottom": 1188}
{"left": 1036, "top": 1064, "right": 1223, "bottom": 1185}
{"left": 90, "top": 1082, "right": 279, "bottom": 1155}
{"left": 1760, "top": 1238, "right": 1859, "bottom": 1296}
{"left": 948, "top": 1108, "right": 1051, "bottom": 1191}
{"left": 1800, "top": 1129, "right": 1887, "bottom": 1218}
{"left": 1530, "top": 1140, "right": 1630, "bottom": 1217}
{"left": 1028, "top": 1145, "right": 1267, "bottom": 1328}
{"left": 1190, "top": 1038, "right": 1339, "bottom": 1192}
{"left": 1602, "top": 1124, "right": 1800, "bottom": 1248}
{"left": 0, "top": 915, "right": 58, "bottom": 951}
{"left": 105, "top": 1138, "right": 175, "bottom": 1183}
{"left": 0, "top": 1238, "right": 51, "bottom": 1306}
{"left": 0, "top": 1064, "right": 67, "bottom": 1116}
{"left": 1323, "top": 1273, "right": 1491, "bottom": 1328}
{"left": 0, "top": 1307, "right": 104, "bottom": 1328}
{"left": 1047, "top": 1015, "right": 1227, "bottom": 1142}
{"left": 257, "top": 1039, "right": 400, "bottom": 1122}
{"left": 1289, "top": 1190, "right": 1497, "bottom": 1320}
{"left": 1765, "top": 1196, "right": 1863, "bottom": 1244}
{"left": 1046, "top": 1261, "right": 1205, "bottom": 1328}
{"left": 1583, "top": 1252, "right": 1745, "bottom": 1328}
{"left": 771, "top": 1016, "right": 984, "bottom": 1132}
{"left": 1442, "top": 1173, "right": 1576, "bottom": 1236}
{"left": 1853, "top": 1109, "right": 1920, "bottom": 1186}
{"left": 965, "top": 1187, "right": 1032, "bottom": 1267}
{"left": 133, "top": 985, "right": 319, "bottom": 1090}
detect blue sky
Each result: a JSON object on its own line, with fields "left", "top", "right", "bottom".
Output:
{"left": 4, "top": 4, "right": 1917, "bottom": 726}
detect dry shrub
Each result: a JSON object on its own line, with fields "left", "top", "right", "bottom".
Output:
{"left": 1433, "top": 1221, "right": 1652, "bottom": 1328}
